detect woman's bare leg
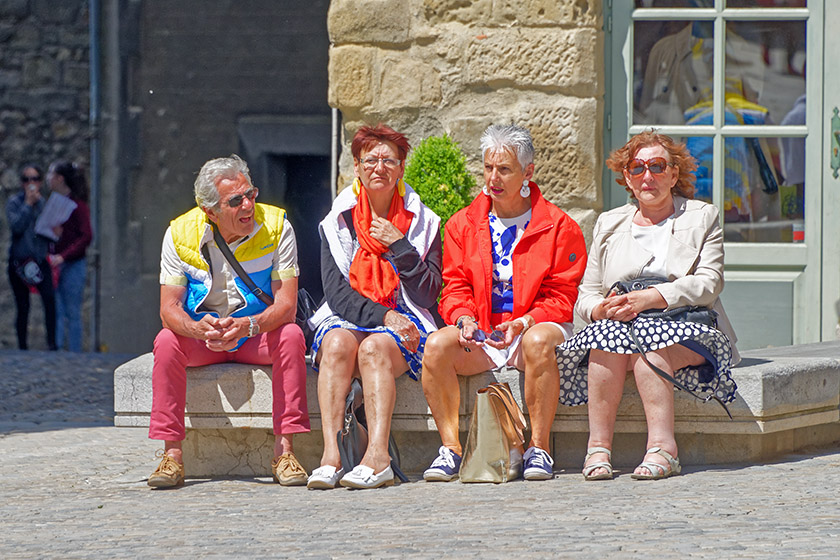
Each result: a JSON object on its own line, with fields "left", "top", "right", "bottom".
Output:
{"left": 585, "top": 349, "right": 631, "bottom": 476}
{"left": 421, "top": 326, "right": 495, "bottom": 455}
{"left": 314, "top": 328, "right": 364, "bottom": 469}
{"left": 514, "top": 324, "right": 566, "bottom": 451}
{"left": 355, "top": 333, "right": 411, "bottom": 473}
{"left": 632, "top": 344, "right": 705, "bottom": 476}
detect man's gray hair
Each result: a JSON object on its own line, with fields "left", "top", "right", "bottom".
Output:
{"left": 194, "top": 154, "right": 253, "bottom": 209}
{"left": 479, "top": 124, "right": 535, "bottom": 169}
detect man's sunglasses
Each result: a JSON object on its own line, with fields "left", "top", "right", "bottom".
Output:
{"left": 21, "top": 175, "right": 42, "bottom": 183}
{"left": 227, "top": 186, "right": 258, "bottom": 208}
{"left": 625, "top": 157, "right": 673, "bottom": 176}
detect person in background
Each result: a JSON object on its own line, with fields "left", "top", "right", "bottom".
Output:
{"left": 6, "top": 163, "right": 56, "bottom": 350}
{"left": 47, "top": 160, "right": 93, "bottom": 352}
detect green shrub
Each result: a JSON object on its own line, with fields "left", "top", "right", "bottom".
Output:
{"left": 404, "top": 134, "right": 476, "bottom": 227}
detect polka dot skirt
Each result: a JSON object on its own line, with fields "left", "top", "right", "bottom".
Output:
{"left": 556, "top": 317, "right": 738, "bottom": 406}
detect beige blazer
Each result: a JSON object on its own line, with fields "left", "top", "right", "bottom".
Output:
{"left": 575, "top": 196, "right": 740, "bottom": 364}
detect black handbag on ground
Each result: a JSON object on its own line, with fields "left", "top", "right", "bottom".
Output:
{"left": 337, "top": 379, "right": 408, "bottom": 483}
{"left": 608, "top": 275, "right": 731, "bottom": 418}
{"left": 211, "top": 222, "right": 318, "bottom": 344}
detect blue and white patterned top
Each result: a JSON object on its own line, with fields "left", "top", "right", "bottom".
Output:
{"left": 488, "top": 209, "right": 531, "bottom": 314}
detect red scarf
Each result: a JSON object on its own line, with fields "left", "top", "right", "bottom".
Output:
{"left": 349, "top": 184, "right": 413, "bottom": 308}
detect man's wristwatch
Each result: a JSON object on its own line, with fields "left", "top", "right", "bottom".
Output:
{"left": 247, "top": 316, "right": 260, "bottom": 338}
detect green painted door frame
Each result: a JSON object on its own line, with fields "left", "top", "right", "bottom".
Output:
{"left": 602, "top": 0, "right": 835, "bottom": 350}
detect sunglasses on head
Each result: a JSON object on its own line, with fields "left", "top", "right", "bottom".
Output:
{"left": 226, "top": 186, "right": 258, "bottom": 208}
{"left": 21, "top": 174, "right": 42, "bottom": 183}
{"left": 625, "top": 157, "right": 672, "bottom": 176}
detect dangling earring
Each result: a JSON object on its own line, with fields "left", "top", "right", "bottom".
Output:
{"left": 482, "top": 185, "right": 490, "bottom": 196}
{"left": 352, "top": 177, "right": 362, "bottom": 196}
{"left": 520, "top": 180, "right": 531, "bottom": 198}
{"left": 397, "top": 177, "right": 406, "bottom": 197}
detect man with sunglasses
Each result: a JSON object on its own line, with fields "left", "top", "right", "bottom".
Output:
{"left": 147, "top": 154, "right": 309, "bottom": 488}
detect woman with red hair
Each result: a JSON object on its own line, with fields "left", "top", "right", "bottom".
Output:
{"left": 558, "top": 131, "right": 739, "bottom": 481}
{"left": 307, "top": 124, "right": 442, "bottom": 489}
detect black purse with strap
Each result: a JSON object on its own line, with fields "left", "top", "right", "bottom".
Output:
{"left": 211, "top": 222, "right": 317, "bottom": 344}
{"left": 609, "top": 276, "right": 718, "bottom": 328}
{"left": 609, "top": 275, "right": 731, "bottom": 419}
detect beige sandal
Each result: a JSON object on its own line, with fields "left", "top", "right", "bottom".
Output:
{"left": 631, "top": 447, "right": 681, "bottom": 480}
{"left": 582, "top": 447, "right": 614, "bottom": 481}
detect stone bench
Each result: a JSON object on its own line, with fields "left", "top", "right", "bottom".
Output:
{"left": 114, "top": 341, "right": 840, "bottom": 476}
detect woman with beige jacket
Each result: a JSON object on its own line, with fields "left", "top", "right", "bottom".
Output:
{"left": 557, "top": 131, "right": 739, "bottom": 481}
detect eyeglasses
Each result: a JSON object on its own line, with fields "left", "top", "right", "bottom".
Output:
{"left": 472, "top": 329, "right": 505, "bottom": 343}
{"left": 625, "top": 157, "right": 673, "bottom": 176}
{"left": 21, "top": 175, "right": 42, "bottom": 183}
{"left": 226, "top": 186, "right": 258, "bottom": 208}
{"left": 361, "top": 157, "right": 401, "bottom": 170}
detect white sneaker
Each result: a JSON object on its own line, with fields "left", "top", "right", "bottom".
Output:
{"left": 307, "top": 465, "right": 345, "bottom": 490}
{"left": 339, "top": 464, "right": 394, "bottom": 489}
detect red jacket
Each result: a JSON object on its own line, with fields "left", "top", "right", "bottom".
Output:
{"left": 440, "top": 184, "right": 587, "bottom": 330}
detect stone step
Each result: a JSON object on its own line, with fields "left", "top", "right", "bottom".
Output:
{"left": 114, "top": 341, "right": 840, "bottom": 476}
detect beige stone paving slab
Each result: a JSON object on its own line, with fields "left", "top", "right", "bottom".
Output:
{"left": 1, "top": 424, "right": 839, "bottom": 558}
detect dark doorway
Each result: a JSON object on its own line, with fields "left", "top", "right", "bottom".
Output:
{"left": 237, "top": 115, "right": 334, "bottom": 304}
{"left": 259, "top": 154, "right": 331, "bottom": 303}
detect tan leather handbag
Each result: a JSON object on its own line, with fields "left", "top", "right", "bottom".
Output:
{"left": 459, "top": 382, "right": 527, "bottom": 483}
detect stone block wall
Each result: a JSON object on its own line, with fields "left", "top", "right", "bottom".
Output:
{"left": 96, "top": 0, "right": 332, "bottom": 353}
{"left": 327, "top": 0, "right": 604, "bottom": 238}
{"left": 0, "top": 0, "right": 91, "bottom": 350}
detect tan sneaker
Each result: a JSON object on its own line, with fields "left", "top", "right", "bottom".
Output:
{"left": 271, "top": 452, "right": 307, "bottom": 486}
{"left": 148, "top": 450, "right": 185, "bottom": 488}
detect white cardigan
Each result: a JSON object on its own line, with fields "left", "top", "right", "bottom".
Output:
{"left": 312, "top": 183, "right": 441, "bottom": 333}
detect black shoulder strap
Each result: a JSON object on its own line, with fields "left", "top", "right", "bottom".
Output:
{"left": 627, "top": 320, "right": 732, "bottom": 419}
{"left": 210, "top": 221, "right": 274, "bottom": 307}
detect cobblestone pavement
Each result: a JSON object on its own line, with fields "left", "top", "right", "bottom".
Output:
{"left": 1, "top": 350, "right": 839, "bottom": 558}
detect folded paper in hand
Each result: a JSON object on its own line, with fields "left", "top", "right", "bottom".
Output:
{"left": 35, "top": 192, "right": 77, "bottom": 241}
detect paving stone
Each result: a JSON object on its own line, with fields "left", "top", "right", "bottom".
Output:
{"left": 1, "top": 349, "right": 839, "bottom": 558}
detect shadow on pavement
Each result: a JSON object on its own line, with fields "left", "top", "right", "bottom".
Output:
{"left": 0, "top": 350, "right": 139, "bottom": 435}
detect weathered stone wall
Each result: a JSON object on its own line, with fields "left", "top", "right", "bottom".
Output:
{"left": 96, "top": 0, "right": 332, "bottom": 353}
{"left": 327, "top": 0, "right": 603, "bottom": 238}
{"left": 0, "top": 0, "right": 91, "bottom": 350}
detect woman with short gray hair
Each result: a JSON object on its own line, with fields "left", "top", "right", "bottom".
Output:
{"left": 420, "top": 123, "right": 588, "bottom": 482}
